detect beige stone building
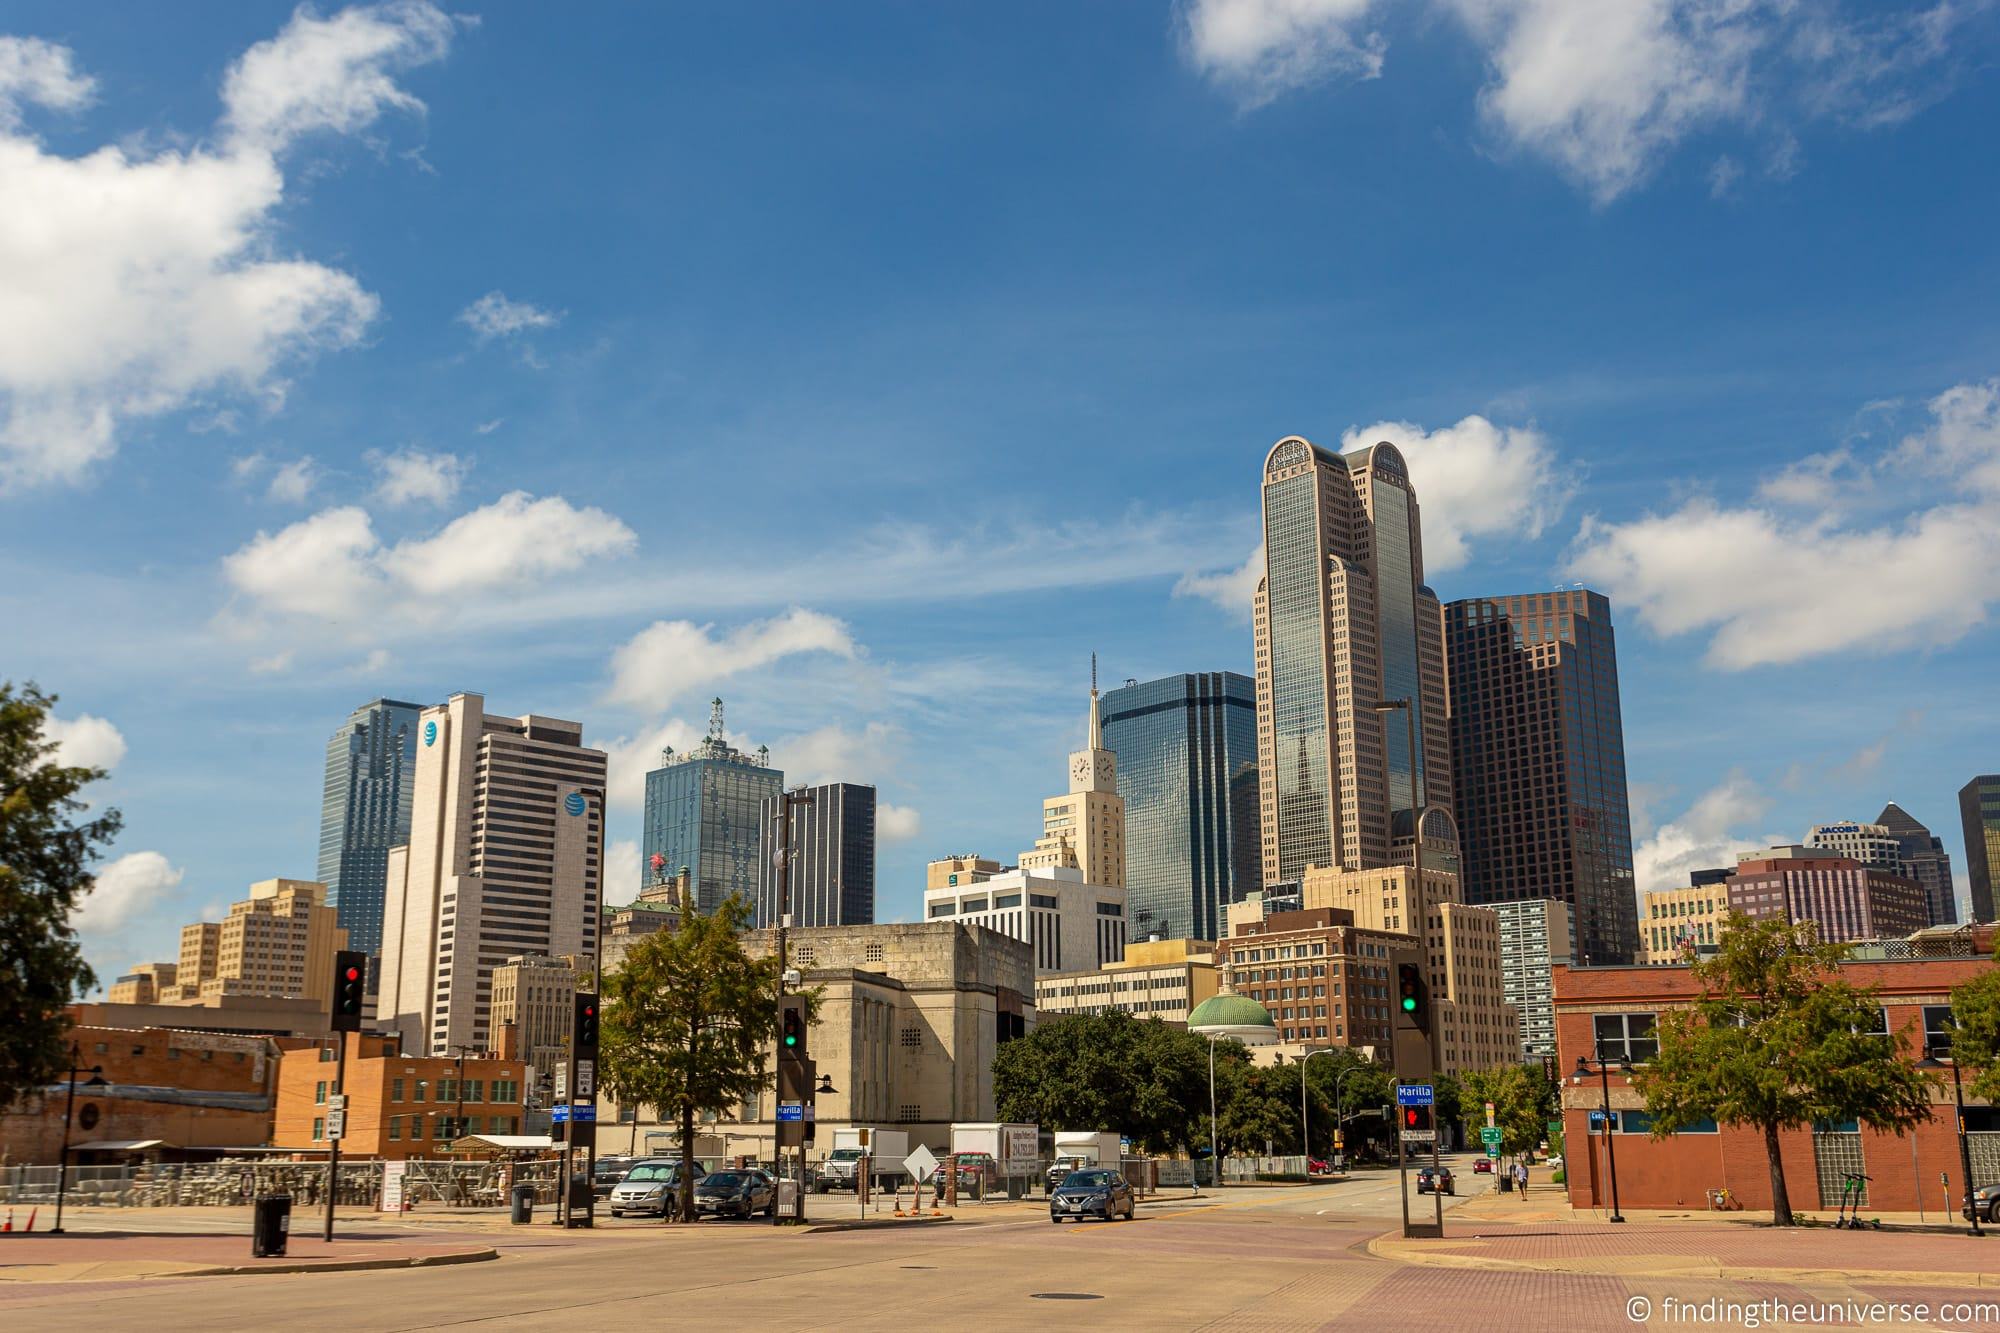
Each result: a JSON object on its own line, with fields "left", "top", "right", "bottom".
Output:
{"left": 1638, "top": 878, "right": 1732, "bottom": 964}
{"left": 106, "top": 961, "right": 178, "bottom": 1005}
{"left": 491, "top": 953, "right": 580, "bottom": 1085}
{"left": 927, "top": 855, "right": 1003, "bottom": 891}
{"left": 594, "top": 922, "right": 1035, "bottom": 1158}
{"left": 1018, "top": 682, "right": 1126, "bottom": 889}
{"left": 164, "top": 879, "right": 347, "bottom": 1005}
{"left": 378, "top": 692, "right": 606, "bottom": 1057}
{"left": 1297, "top": 865, "right": 1516, "bottom": 1073}
{"left": 1035, "top": 936, "right": 1219, "bottom": 1024}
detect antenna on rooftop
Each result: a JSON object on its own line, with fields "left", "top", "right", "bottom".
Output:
{"left": 708, "top": 697, "right": 725, "bottom": 742}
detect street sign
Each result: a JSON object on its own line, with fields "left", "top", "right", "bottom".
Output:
{"left": 1484, "top": 1101, "right": 1496, "bottom": 1129}
{"left": 550, "top": 1104, "right": 597, "bottom": 1123}
{"left": 777, "top": 1101, "right": 803, "bottom": 1123}
{"left": 904, "top": 1144, "right": 939, "bottom": 1182}
{"left": 1396, "top": 1083, "right": 1435, "bottom": 1107}
{"left": 1480, "top": 1126, "right": 1503, "bottom": 1147}
{"left": 324, "top": 1109, "right": 346, "bottom": 1139}
{"left": 554, "top": 1065, "right": 568, "bottom": 1100}
{"left": 1487, "top": 1148, "right": 1500, "bottom": 1159}
{"left": 1400, "top": 1128, "right": 1436, "bottom": 1143}
{"left": 574, "top": 1060, "right": 595, "bottom": 1099}
{"left": 328, "top": 1093, "right": 347, "bottom": 1111}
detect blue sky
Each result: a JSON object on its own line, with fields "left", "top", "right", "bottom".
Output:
{"left": 5, "top": 2, "right": 1998, "bottom": 982}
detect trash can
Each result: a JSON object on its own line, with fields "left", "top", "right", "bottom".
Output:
{"left": 510, "top": 1184, "right": 535, "bottom": 1225}
{"left": 568, "top": 1171, "right": 592, "bottom": 1210}
{"left": 251, "top": 1193, "right": 291, "bottom": 1258}
{"left": 1498, "top": 1171, "right": 1513, "bottom": 1193}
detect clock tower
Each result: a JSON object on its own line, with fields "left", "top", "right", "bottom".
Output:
{"left": 1021, "top": 657, "right": 1126, "bottom": 889}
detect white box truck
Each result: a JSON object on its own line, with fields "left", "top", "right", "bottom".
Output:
{"left": 817, "top": 1127, "right": 908, "bottom": 1192}
{"left": 1048, "top": 1130, "right": 1124, "bottom": 1188}
{"left": 950, "top": 1122, "right": 1039, "bottom": 1184}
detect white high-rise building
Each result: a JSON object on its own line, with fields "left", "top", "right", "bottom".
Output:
{"left": 1806, "top": 821, "right": 1905, "bottom": 875}
{"left": 923, "top": 867, "right": 1125, "bottom": 975}
{"left": 379, "top": 693, "right": 605, "bottom": 1056}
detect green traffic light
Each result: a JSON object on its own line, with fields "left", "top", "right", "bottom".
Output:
{"left": 1402, "top": 997, "right": 1417, "bottom": 1011}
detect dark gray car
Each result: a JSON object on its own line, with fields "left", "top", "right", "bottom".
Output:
{"left": 1050, "top": 1168, "right": 1135, "bottom": 1222}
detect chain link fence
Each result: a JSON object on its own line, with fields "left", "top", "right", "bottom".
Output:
{"left": 0, "top": 1158, "right": 567, "bottom": 1209}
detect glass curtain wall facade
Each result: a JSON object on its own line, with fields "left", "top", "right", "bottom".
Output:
{"left": 644, "top": 738, "right": 784, "bottom": 916}
{"left": 1100, "top": 672, "right": 1259, "bottom": 943}
{"left": 317, "top": 698, "right": 423, "bottom": 955}
{"left": 1959, "top": 776, "right": 2000, "bottom": 924}
{"left": 1263, "top": 460, "right": 1334, "bottom": 882}
{"left": 754, "top": 782, "right": 876, "bottom": 928}
{"left": 1444, "top": 590, "right": 1638, "bottom": 965}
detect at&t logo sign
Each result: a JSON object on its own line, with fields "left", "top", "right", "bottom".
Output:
{"left": 423, "top": 720, "right": 437, "bottom": 747}
{"left": 564, "top": 792, "right": 587, "bottom": 817}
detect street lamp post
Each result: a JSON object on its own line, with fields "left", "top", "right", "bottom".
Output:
{"left": 1918, "top": 1044, "right": 1984, "bottom": 1237}
{"left": 51, "top": 1046, "right": 108, "bottom": 1235}
{"left": 1572, "top": 1052, "right": 1630, "bottom": 1223}
{"left": 1298, "top": 1048, "right": 1343, "bottom": 1166}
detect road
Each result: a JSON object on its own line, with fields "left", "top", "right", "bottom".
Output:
{"left": 19, "top": 1157, "right": 1925, "bottom": 1331}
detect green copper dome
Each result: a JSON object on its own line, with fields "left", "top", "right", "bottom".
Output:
{"left": 1187, "top": 992, "right": 1277, "bottom": 1036}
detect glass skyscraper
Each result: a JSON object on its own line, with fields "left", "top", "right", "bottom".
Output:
{"left": 642, "top": 700, "right": 784, "bottom": 915}
{"left": 1100, "top": 673, "right": 1259, "bottom": 943}
{"left": 317, "top": 697, "right": 424, "bottom": 955}
{"left": 754, "top": 782, "right": 876, "bottom": 928}
{"left": 1959, "top": 776, "right": 2000, "bottom": 924}
{"left": 1444, "top": 590, "right": 1638, "bottom": 965}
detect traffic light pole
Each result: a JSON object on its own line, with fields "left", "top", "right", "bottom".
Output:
{"left": 773, "top": 786, "right": 813, "bottom": 1226}
{"left": 324, "top": 1031, "right": 347, "bottom": 1242}
{"left": 1395, "top": 1080, "right": 1409, "bottom": 1236}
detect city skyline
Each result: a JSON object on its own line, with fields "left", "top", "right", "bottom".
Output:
{"left": 11, "top": 4, "right": 1999, "bottom": 983}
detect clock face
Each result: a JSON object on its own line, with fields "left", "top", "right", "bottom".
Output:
{"left": 1096, "top": 755, "right": 1115, "bottom": 781}
{"left": 1072, "top": 756, "right": 1091, "bottom": 781}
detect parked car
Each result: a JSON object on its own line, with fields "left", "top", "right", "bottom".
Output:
{"left": 693, "top": 1168, "right": 777, "bottom": 1219}
{"left": 1964, "top": 1182, "right": 2000, "bottom": 1224}
{"left": 1416, "top": 1165, "right": 1455, "bottom": 1195}
{"left": 592, "top": 1155, "right": 639, "bottom": 1199}
{"left": 1307, "top": 1158, "right": 1330, "bottom": 1175}
{"left": 606, "top": 1159, "right": 706, "bottom": 1218}
{"left": 1045, "top": 1154, "right": 1089, "bottom": 1191}
{"left": 1049, "top": 1168, "right": 1135, "bottom": 1223}
{"left": 1473, "top": 1157, "right": 1493, "bottom": 1174}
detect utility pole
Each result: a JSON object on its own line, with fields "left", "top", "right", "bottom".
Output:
{"left": 325, "top": 951, "right": 366, "bottom": 1242}
{"left": 773, "top": 785, "right": 815, "bottom": 1224}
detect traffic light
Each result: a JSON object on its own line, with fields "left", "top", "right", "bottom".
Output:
{"left": 1402, "top": 1104, "right": 1433, "bottom": 1133}
{"left": 779, "top": 996, "right": 807, "bottom": 1061}
{"left": 331, "top": 950, "right": 367, "bottom": 1032}
{"left": 573, "top": 993, "right": 600, "bottom": 1057}
{"left": 1396, "top": 962, "right": 1428, "bottom": 1032}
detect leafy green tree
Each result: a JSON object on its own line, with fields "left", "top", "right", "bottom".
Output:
{"left": 2, "top": 684, "right": 121, "bottom": 1111}
{"left": 1633, "top": 913, "right": 1936, "bottom": 1225}
{"left": 1459, "top": 1063, "right": 1554, "bottom": 1160}
{"left": 597, "top": 895, "right": 782, "bottom": 1222}
{"left": 1291, "top": 1050, "right": 1391, "bottom": 1158}
{"left": 1948, "top": 967, "right": 2000, "bottom": 1102}
{"left": 1215, "top": 1054, "right": 1297, "bottom": 1155}
{"left": 993, "top": 1009, "right": 1214, "bottom": 1154}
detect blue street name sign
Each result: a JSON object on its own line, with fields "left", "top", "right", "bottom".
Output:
{"left": 1397, "top": 1084, "right": 1435, "bottom": 1107}
{"left": 776, "top": 1102, "right": 804, "bottom": 1123}
{"left": 550, "top": 1105, "right": 596, "bottom": 1123}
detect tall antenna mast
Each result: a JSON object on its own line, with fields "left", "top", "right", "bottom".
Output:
{"left": 709, "top": 697, "right": 725, "bottom": 742}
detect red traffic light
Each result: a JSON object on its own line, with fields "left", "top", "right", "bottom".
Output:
{"left": 1405, "top": 1108, "right": 1419, "bottom": 1127}
{"left": 344, "top": 967, "right": 360, "bottom": 982}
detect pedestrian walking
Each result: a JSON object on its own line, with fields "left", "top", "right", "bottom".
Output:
{"left": 1515, "top": 1161, "right": 1529, "bottom": 1196}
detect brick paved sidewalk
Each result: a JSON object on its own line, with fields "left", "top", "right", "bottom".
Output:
{"left": 0, "top": 1229, "right": 496, "bottom": 1281}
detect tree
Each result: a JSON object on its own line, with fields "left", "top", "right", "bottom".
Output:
{"left": 993, "top": 1010, "right": 1213, "bottom": 1154}
{"left": 597, "top": 895, "right": 782, "bottom": 1222}
{"left": 1633, "top": 913, "right": 1936, "bottom": 1225}
{"left": 1948, "top": 967, "right": 2000, "bottom": 1102}
{"left": 1, "top": 683, "right": 121, "bottom": 1111}
{"left": 1459, "top": 1063, "right": 1555, "bottom": 1161}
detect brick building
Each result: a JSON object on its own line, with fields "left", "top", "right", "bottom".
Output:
{"left": 0, "top": 1013, "right": 281, "bottom": 1164}
{"left": 1219, "top": 908, "right": 1424, "bottom": 1051}
{"left": 1728, "top": 847, "right": 1929, "bottom": 944}
{"left": 1553, "top": 936, "right": 1998, "bottom": 1214}
{"left": 272, "top": 1033, "right": 527, "bottom": 1161}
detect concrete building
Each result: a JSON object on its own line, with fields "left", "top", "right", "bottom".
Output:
{"left": 318, "top": 698, "right": 424, "bottom": 956}
{"left": 1295, "top": 864, "right": 1517, "bottom": 1074}
{"left": 1019, "top": 675, "right": 1126, "bottom": 890}
{"left": 1034, "top": 937, "right": 1220, "bottom": 1025}
{"left": 1100, "top": 671, "right": 1260, "bottom": 945}
{"left": 378, "top": 692, "right": 606, "bottom": 1057}
{"left": 1959, "top": 775, "right": 2000, "bottom": 923}
{"left": 927, "top": 855, "right": 1003, "bottom": 890}
{"left": 167, "top": 879, "right": 347, "bottom": 1005}
{"left": 490, "top": 954, "right": 580, "bottom": 1087}
{"left": 70, "top": 996, "right": 335, "bottom": 1039}
{"left": 1253, "top": 436, "right": 1456, "bottom": 887}
{"left": 1553, "top": 934, "right": 1998, "bottom": 1215}
{"left": 272, "top": 1033, "right": 527, "bottom": 1160}
{"left": 1444, "top": 589, "right": 1638, "bottom": 965}
{"left": 1637, "top": 869, "right": 1732, "bottom": 964}
{"left": 754, "top": 781, "right": 876, "bottom": 928}
{"left": 1493, "top": 898, "right": 1570, "bottom": 1060}
{"left": 1727, "top": 846, "right": 1929, "bottom": 944}
{"left": 106, "top": 962, "right": 178, "bottom": 1005}
{"left": 1877, "top": 802, "right": 1956, "bottom": 927}
{"left": 1806, "top": 820, "right": 1904, "bottom": 873}
{"left": 1219, "top": 908, "right": 1425, "bottom": 1051}
{"left": 0, "top": 1011, "right": 280, "bottom": 1164}
{"left": 642, "top": 699, "right": 782, "bottom": 915}
{"left": 923, "top": 865, "right": 1126, "bottom": 975}
{"left": 595, "top": 922, "right": 1035, "bottom": 1158}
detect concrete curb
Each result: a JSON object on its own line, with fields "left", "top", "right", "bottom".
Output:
{"left": 803, "top": 1216, "right": 957, "bottom": 1234}
{"left": 1364, "top": 1232, "right": 2000, "bottom": 1290}
{"left": 164, "top": 1247, "right": 500, "bottom": 1279}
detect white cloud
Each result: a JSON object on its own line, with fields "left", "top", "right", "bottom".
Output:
{"left": 249, "top": 649, "right": 295, "bottom": 675}
{"left": 474, "top": 418, "right": 503, "bottom": 434}
{"left": 44, "top": 713, "right": 126, "bottom": 772}
{"left": 370, "top": 446, "right": 467, "bottom": 506}
{"left": 1632, "top": 773, "right": 1782, "bottom": 894}
{"left": 77, "top": 850, "right": 183, "bottom": 934}
{"left": 0, "top": 4, "right": 456, "bottom": 491}
{"left": 224, "top": 491, "right": 639, "bottom": 630}
{"left": 605, "top": 609, "right": 858, "bottom": 714}
{"left": 777, "top": 720, "right": 902, "bottom": 788}
{"left": 1567, "top": 377, "right": 2000, "bottom": 669}
{"left": 1341, "top": 414, "right": 1571, "bottom": 571}
{"left": 0, "top": 36, "right": 96, "bottom": 127}
{"left": 221, "top": 0, "right": 457, "bottom": 152}
{"left": 355, "top": 647, "right": 392, "bottom": 674}
{"left": 1174, "top": 543, "right": 1264, "bottom": 620}
{"left": 606, "top": 838, "right": 641, "bottom": 904}
{"left": 266, "top": 455, "right": 319, "bottom": 504}
{"left": 1178, "top": 0, "right": 1386, "bottom": 107}
{"left": 878, "top": 802, "right": 923, "bottom": 844}
{"left": 458, "top": 291, "right": 561, "bottom": 341}
{"left": 1707, "top": 153, "right": 1743, "bottom": 198}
